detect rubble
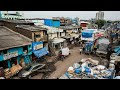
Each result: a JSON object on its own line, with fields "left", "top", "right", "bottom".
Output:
{"left": 59, "top": 58, "right": 115, "bottom": 79}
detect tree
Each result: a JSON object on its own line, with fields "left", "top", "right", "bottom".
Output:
{"left": 95, "top": 20, "right": 106, "bottom": 29}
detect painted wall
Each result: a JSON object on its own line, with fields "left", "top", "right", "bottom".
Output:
{"left": 32, "top": 31, "right": 44, "bottom": 42}
{"left": 0, "top": 45, "right": 32, "bottom": 61}
{"left": 0, "top": 47, "right": 23, "bottom": 61}
{"left": 52, "top": 20, "right": 60, "bottom": 27}
{"left": 48, "top": 33, "right": 57, "bottom": 40}
{"left": 44, "top": 19, "right": 53, "bottom": 26}
{"left": 44, "top": 19, "right": 60, "bottom": 27}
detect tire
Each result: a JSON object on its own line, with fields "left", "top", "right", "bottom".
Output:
{"left": 28, "top": 75, "right": 31, "bottom": 79}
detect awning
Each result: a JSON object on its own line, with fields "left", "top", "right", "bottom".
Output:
{"left": 98, "top": 38, "right": 110, "bottom": 44}
{"left": 33, "top": 47, "right": 49, "bottom": 58}
{"left": 52, "top": 38, "right": 66, "bottom": 44}
{"left": 70, "top": 34, "right": 79, "bottom": 38}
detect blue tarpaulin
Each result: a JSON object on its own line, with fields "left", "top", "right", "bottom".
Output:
{"left": 33, "top": 47, "right": 49, "bottom": 58}
{"left": 82, "top": 30, "right": 94, "bottom": 38}
{"left": 114, "top": 46, "right": 120, "bottom": 53}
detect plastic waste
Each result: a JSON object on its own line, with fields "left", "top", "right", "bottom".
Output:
{"left": 114, "top": 76, "right": 120, "bottom": 79}
{"left": 85, "top": 67, "right": 91, "bottom": 73}
{"left": 96, "top": 65, "right": 105, "bottom": 70}
{"left": 67, "top": 66, "right": 74, "bottom": 74}
{"left": 74, "top": 68, "right": 82, "bottom": 74}
{"left": 73, "top": 63, "right": 80, "bottom": 69}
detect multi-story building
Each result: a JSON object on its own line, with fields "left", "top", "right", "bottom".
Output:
{"left": 0, "top": 11, "right": 24, "bottom": 20}
{"left": 96, "top": 11, "right": 104, "bottom": 20}
{"left": 0, "top": 26, "right": 32, "bottom": 70}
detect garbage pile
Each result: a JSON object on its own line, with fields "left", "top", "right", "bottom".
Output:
{"left": 59, "top": 58, "right": 115, "bottom": 79}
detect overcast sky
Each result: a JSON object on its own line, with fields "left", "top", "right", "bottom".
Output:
{"left": 10, "top": 11, "right": 120, "bottom": 20}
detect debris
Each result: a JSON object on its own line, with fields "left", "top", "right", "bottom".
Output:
{"left": 60, "top": 58, "right": 115, "bottom": 79}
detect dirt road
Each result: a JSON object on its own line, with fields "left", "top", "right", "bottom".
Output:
{"left": 47, "top": 47, "right": 100, "bottom": 79}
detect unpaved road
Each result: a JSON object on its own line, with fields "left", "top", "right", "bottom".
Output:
{"left": 47, "top": 47, "right": 100, "bottom": 79}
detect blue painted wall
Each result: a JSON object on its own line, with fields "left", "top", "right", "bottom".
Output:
{"left": 44, "top": 19, "right": 53, "bottom": 26}
{"left": 0, "top": 45, "right": 32, "bottom": 61}
{"left": 53, "top": 20, "right": 60, "bottom": 27}
{"left": 8, "top": 47, "right": 23, "bottom": 55}
{"left": 44, "top": 19, "right": 60, "bottom": 27}
{"left": 28, "top": 44, "right": 32, "bottom": 55}
{"left": 0, "top": 55, "right": 3, "bottom": 61}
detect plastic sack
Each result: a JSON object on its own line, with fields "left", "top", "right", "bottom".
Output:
{"left": 67, "top": 66, "right": 74, "bottom": 74}
{"left": 74, "top": 68, "right": 82, "bottom": 74}
{"left": 73, "top": 63, "right": 80, "bottom": 69}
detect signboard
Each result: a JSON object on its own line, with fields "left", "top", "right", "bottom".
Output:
{"left": 34, "top": 44, "right": 43, "bottom": 50}
{"left": 32, "top": 42, "right": 43, "bottom": 52}
{"left": 3, "top": 51, "right": 18, "bottom": 60}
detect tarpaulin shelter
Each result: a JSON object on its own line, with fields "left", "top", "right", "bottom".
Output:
{"left": 33, "top": 47, "right": 49, "bottom": 58}
{"left": 81, "top": 29, "right": 97, "bottom": 41}
{"left": 32, "top": 42, "right": 49, "bottom": 58}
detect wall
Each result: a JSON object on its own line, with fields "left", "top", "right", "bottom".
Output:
{"left": 16, "top": 27, "right": 32, "bottom": 39}
{"left": 48, "top": 33, "right": 57, "bottom": 40}
{"left": 44, "top": 19, "right": 60, "bottom": 27}
{"left": 53, "top": 20, "right": 60, "bottom": 27}
{"left": 60, "top": 32, "right": 65, "bottom": 37}
{"left": 44, "top": 19, "right": 53, "bottom": 26}
{"left": 66, "top": 29, "right": 73, "bottom": 35}
{"left": 32, "top": 31, "right": 44, "bottom": 42}
{"left": 0, "top": 47, "right": 23, "bottom": 61}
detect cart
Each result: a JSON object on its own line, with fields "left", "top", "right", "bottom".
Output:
{"left": 83, "top": 41, "right": 94, "bottom": 55}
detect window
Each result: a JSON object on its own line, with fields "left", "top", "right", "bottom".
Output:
{"left": 35, "top": 34, "right": 41, "bottom": 38}
{"left": 3, "top": 50, "right": 7, "bottom": 54}
{"left": 25, "top": 65, "right": 32, "bottom": 71}
{"left": 32, "top": 65, "right": 40, "bottom": 71}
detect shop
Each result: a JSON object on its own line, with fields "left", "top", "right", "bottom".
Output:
{"left": 52, "top": 38, "right": 66, "bottom": 50}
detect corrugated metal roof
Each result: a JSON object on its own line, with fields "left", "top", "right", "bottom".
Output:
{"left": 39, "top": 25, "right": 63, "bottom": 33}
{"left": 16, "top": 25, "right": 47, "bottom": 31}
{"left": 0, "top": 26, "right": 32, "bottom": 51}
{"left": 0, "top": 19, "right": 34, "bottom": 24}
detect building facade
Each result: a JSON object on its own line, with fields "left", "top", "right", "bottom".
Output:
{"left": 96, "top": 11, "right": 104, "bottom": 20}
{"left": 0, "top": 26, "right": 32, "bottom": 69}
{"left": 0, "top": 11, "right": 24, "bottom": 20}
{"left": 44, "top": 19, "right": 60, "bottom": 27}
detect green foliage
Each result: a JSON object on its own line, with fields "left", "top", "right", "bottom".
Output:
{"left": 95, "top": 20, "right": 106, "bottom": 29}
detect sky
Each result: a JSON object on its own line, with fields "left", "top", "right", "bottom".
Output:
{"left": 9, "top": 11, "right": 120, "bottom": 20}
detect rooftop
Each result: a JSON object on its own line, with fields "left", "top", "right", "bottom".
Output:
{"left": 0, "top": 26, "right": 32, "bottom": 51}
{"left": 0, "top": 19, "right": 34, "bottom": 24}
{"left": 16, "top": 25, "right": 47, "bottom": 32}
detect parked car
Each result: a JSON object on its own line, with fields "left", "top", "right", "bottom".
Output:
{"left": 18, "top": 63, "right": 46, "bottom": 79}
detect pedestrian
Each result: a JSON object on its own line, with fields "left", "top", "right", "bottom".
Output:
{"left": 79, "top": 47, "right": 82, "bottom": 54}
{"left": 106, "top": 44, "right": 112, "bottom": 61}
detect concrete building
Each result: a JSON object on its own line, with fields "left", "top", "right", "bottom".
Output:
{"left": 0, "top": 11, "right": 24, "bottom": 20}
{"left": 0, "top": 26, "right": 32, "bottom": 69}
{"left": 96, "top": 11, "right": 104, "bottom": 20}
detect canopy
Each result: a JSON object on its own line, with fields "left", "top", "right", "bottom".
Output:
{"left": 52, "top": 38, "right": 66, "bottom": 44}
{"left": 98, "top": 38, "right": 110, "bottom": 45}
{"left": 82, "top": 30, "right": 94, "bottom": 38}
